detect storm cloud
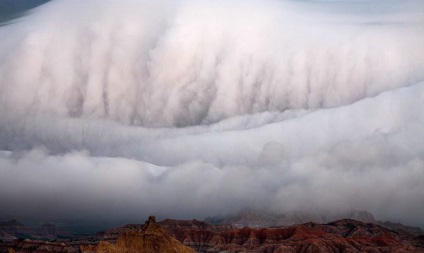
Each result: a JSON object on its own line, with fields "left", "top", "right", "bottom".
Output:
{"left": 0, "top": 0, "right": 423, "bottom": 227}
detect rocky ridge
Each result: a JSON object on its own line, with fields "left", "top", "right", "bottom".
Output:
{"left": 205, "top": 209, "right": 423, "bottom": 235}
{"left": 0, "top": 220, "right": 71, "bottom": 242}
{"left": 1, "top": 216, "right": 424, "bottom": 253}
{"left": 82, "top": 216, "right": 196, "bottom": 253}
{"left": 93, "top": 218, "right": 424, "bottom": 253}
{"left": 160, "top": 218, "right": 424, "bottom": 252}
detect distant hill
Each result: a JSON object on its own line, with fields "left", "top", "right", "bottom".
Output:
{"left": 0, "top": 219, "right": 24, "bottom": 228}
{"left": 205, "top": 209, "right": 424, "bottom": 235}
{"left": 205, "top": 209, "right": 376, "bottom": 227}
{"left": 0, "top": 219, "right": 71, "bottom": 241}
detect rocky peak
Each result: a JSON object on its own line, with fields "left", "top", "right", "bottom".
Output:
{"left": 146, "top": 215, "right": 156, "bottom": 225}
{"left": 143, "top": 216, "right": 157, "bottom": 230}
{"left": 143, "top": 215, "right": 167, "bottom": 237}
{"left": 82, "top": 216, "right": 196, "bottom": 253}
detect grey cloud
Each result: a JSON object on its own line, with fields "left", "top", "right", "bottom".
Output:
{"left": 0, "top": 0, "right": 423, "bottom": 228}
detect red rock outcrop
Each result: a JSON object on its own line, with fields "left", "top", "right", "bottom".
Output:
{"left": 161, "top": 218, "right": 424, "bottom": 253}
{"left": 0, "top": 239, "right": 78, "bottom": 253}
{"left": 1, "top": 217, "right": 423, "bottom": 253}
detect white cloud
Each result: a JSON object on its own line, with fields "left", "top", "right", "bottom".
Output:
{"left": 0, "top": 0, "right": 423, "bottom": 227}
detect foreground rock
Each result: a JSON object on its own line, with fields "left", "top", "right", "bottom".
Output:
{"left": 1, "top": 217, "right": 423, "bottom": 253}
{"left": 82, "top": 216, "right": 196, "bottom": 253}
{"left": 94, "top": 218, "right": 424, "bottom": 253}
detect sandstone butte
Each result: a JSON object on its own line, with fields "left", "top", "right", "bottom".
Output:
{"left": 81, "top": 216, "right": 196, "bottom": 253}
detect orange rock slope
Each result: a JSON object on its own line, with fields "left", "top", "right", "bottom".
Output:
{"left": 82, "top": 216, "right": 195, "bottom": 253}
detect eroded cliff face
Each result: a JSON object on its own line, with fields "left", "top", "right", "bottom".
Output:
{"left": 95, "top": 217, "right": 424, "bottom": 253}
{"left": 160, "top": 219, "right": 424, "bottom": 253}
{"left": 82, "top": 216, "right": 195, "bottom": 253}
{"left": 2, "top": 217, "right": 424, "bottom": 253}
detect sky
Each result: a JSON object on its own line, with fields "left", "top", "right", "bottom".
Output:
{"left": 0, "top": 0, "right": 424, "bottom": 228}
{"left": 0, "top": 0, "right": 50, "bottom": 24}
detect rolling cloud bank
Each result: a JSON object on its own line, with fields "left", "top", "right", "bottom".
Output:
{"left": 0, "top": 0, "right": 424, "bottom": 227}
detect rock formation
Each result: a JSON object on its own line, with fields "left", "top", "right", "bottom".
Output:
{"left": 1, "top": 216, "right": 423, "bottom": 253}
{"left": 82, "top": 216, "right": 196, "bottom": 253}
{"left": 162, "top": 218, "right": 424, "bottom": 253}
